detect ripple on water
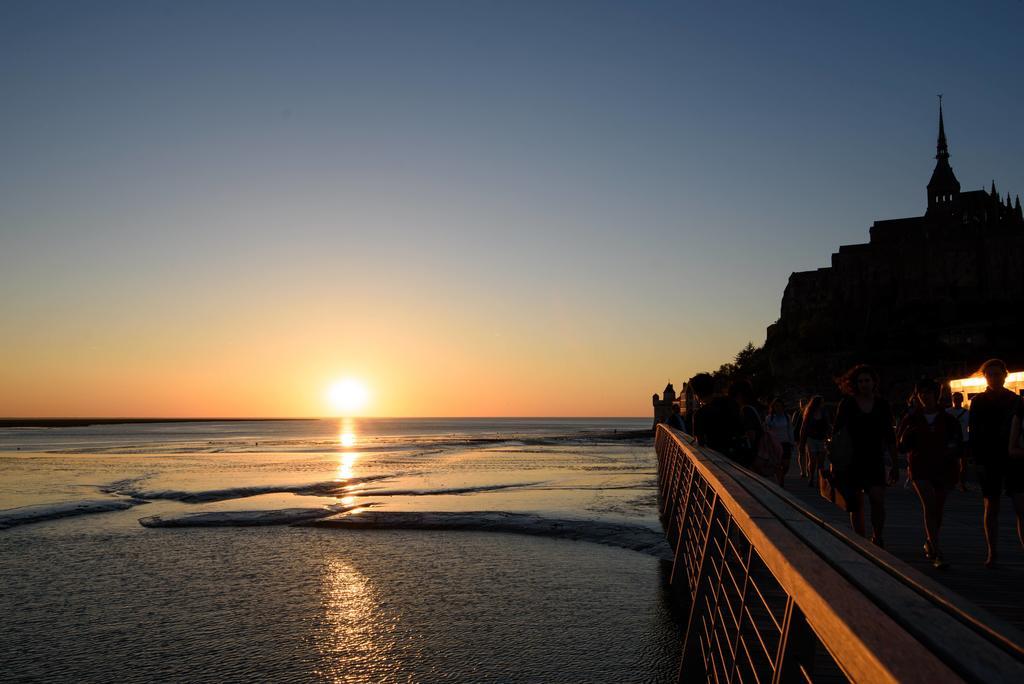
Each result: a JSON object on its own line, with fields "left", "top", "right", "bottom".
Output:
{"left": 0, "top": 526, "right": 682, "bottom": 682}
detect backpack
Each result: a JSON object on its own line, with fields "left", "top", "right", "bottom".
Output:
{"left": 827, "top": 428, "right": 854, "bottom": 470}
{"left": 743, "top": 405, "right": 781, "bottom": 478}
{"left": 755, "top": 428, "right": 784, "bottom": 478}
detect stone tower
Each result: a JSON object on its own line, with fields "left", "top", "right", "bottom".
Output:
{"left": 652, "top": 382, "right": 678, "bottom": 428}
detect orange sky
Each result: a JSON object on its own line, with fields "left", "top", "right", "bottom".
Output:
{"left": 0, "top": 286, "right": 738, "bottom": 417}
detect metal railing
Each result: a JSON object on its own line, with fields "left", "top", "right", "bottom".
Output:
{"left": 655, "top": 425, "right": 1024, "bottom": 683}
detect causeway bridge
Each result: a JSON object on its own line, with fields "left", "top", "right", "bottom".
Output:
{"left": 655, "top": 424, "right": 1024, "bottom": 682}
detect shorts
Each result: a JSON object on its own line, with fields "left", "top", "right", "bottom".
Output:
{"left": 978, "top": 460, "right": 1024, "bottom": 497}
{"left": 805, "top": 437, "right": 825, "bottom": 453}
{"left": 908, "top": 454, "right": 958, "bottom": 489}
{"left": 836, "top": 458, "right": 887, "bottom": 512}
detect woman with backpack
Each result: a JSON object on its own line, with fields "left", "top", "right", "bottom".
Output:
{"left": 832, "top": 364, "right": 898, "bottom": 546}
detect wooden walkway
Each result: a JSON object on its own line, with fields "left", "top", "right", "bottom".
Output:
{"left": 655, "top": 426, "right": 1024, "bottom": 682}
{"left": 783, "top": 465, "right": 1024, "bottom": 640}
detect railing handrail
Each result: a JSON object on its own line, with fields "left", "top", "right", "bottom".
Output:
{"left": 655, "top": 424, "right": 1024, "bottom": 683}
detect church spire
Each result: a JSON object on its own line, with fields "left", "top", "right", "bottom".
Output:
{"left": 936, "top": 96, "right": 949, "bottom": 161}
{"left": 926, "top": 95, "right": 960, "bottom": 215}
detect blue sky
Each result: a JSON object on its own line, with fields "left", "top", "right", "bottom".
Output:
{"left": 2, "top": 1, "right": 1022, "bottom": 415}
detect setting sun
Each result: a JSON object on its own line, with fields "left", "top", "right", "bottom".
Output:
{"left": 326, "top": 379, "right": 370, "bottom": 415}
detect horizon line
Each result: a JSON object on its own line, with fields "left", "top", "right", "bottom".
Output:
{"left": 1, "top": 415, "right": 651, "bottom": 425}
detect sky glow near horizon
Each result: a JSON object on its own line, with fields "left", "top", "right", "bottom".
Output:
{"left": 2, "top": 1, "right": 1023, "bottom": 417}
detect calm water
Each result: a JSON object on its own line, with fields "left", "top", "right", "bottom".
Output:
{"left": 0, "top": 418, "right": 682, "bottom": 682}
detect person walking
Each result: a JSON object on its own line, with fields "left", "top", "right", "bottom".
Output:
{"left": 946, "top": 392, "right": 970, "bottom": 491}
{"left": 969, "top": 359, "right": 1024, "bottom": 568}
{"left": 898, "top": 379, "right": 962, "bottom": 569}
{"left": 765, "top": 399, "right": 795, "bottom": 485}
{"left": 800, "top": 396, "right": 831, "bottom": 487}
{"left": 689, "top": 373, "right": 743, "bottom": 463}
{"left": 666, "top": 403, "right": 686, "bottom": 431}
{"left": 833, "top": 364, "right": 898, "bottom": 546}
{"left": 1007, "top": 397, "right": 1024, "bottom": 553}
{"left": 792, "top": 399, "right": 807, "bottom": 477}
{"left": 729, "top": 380, "right": 785, "bottom": 483}
{"left": 729, "top": 380, "right": 765, "bottom": 474}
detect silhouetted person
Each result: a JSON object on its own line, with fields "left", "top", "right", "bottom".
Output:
{"left": 689, "top": 373, "right": 742, "bottom": 463}
{"left": 833, "top": 364, "right": 898, "bottom": 546}
{"left": 946, "top": 391, "right": 970, "bottom": 490}
{"left": 896, "top": 392, "right": 921, "bottom": 490}
{"left": 729, "top": 380, "right": 765, "bottom": 473}
{"left": 666, "top": 403, "right": 686, "bottom": 431}
{"left": 765, "top": 399, "right": 794, "bottom": 486}
{"left": 800, "top": 396, "right": 830, "bottom": 488}
{"left": 1007, "top": 396, "right": 1024, "bottom": 553}
{"left": 968, "top": 359, "right": 1024, "bottom": 567}
{"left": 898, "top": 379, "right": 962, "bottom": 569}
{"left": 791, "top": 398, "right": 807, "bottom": 477}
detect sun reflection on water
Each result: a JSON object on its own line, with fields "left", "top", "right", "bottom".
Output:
{"left": 314, "top": 558, "right": 399, "bottom": 682}
{"left": 336, "top": 418, "right": 359, "bottom": 481}
{"left": 337, "top": 452, "right": 358, "bottom": 481}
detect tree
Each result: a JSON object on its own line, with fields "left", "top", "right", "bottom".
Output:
{"left": 705, "top": 342, "right": 775, "bottom": 398}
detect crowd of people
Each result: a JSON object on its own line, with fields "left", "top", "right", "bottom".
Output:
{"left": 668, "top": 359, "right": 1024, "bottom": 570}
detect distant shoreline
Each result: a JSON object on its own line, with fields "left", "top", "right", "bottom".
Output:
{"left": 0, "top": 418, "right": 309, "bottom": 428}
{"left": 0, "top": 417, "right": 652, "bottom": 430}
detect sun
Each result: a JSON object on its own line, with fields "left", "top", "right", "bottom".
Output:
{"left": 326, "top": 378, "right": 370, "bottom": 415}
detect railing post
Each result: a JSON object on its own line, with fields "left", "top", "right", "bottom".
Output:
{"left": 665, "top": 446, "right": 684, "bottom": 540}
{"left": 656, "top": 428, "right": 666, "bottom": 498}
{"left": 772, "top": 596, "right": 816, "bottom": 684}
{"left": 658, "top": 440, "right": 672, "bottom": 511}
{"left": 657, "top": 430, "right": 673, "bottom": 516}
{"left": 676, "top": 492, "right": 719, "bottom": 683}
{"left": 669, "top": 462, "right": 695, "bottom": 587}
{"left": 726, "top": 539, "right": 754, "bottom": 683}
{"left": 664, "top": 441, "right": 682, "bottom": 519}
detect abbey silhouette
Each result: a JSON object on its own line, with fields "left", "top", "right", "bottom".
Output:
{"left": 764, "top": 101, "right": 1024, "bottom": 392}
